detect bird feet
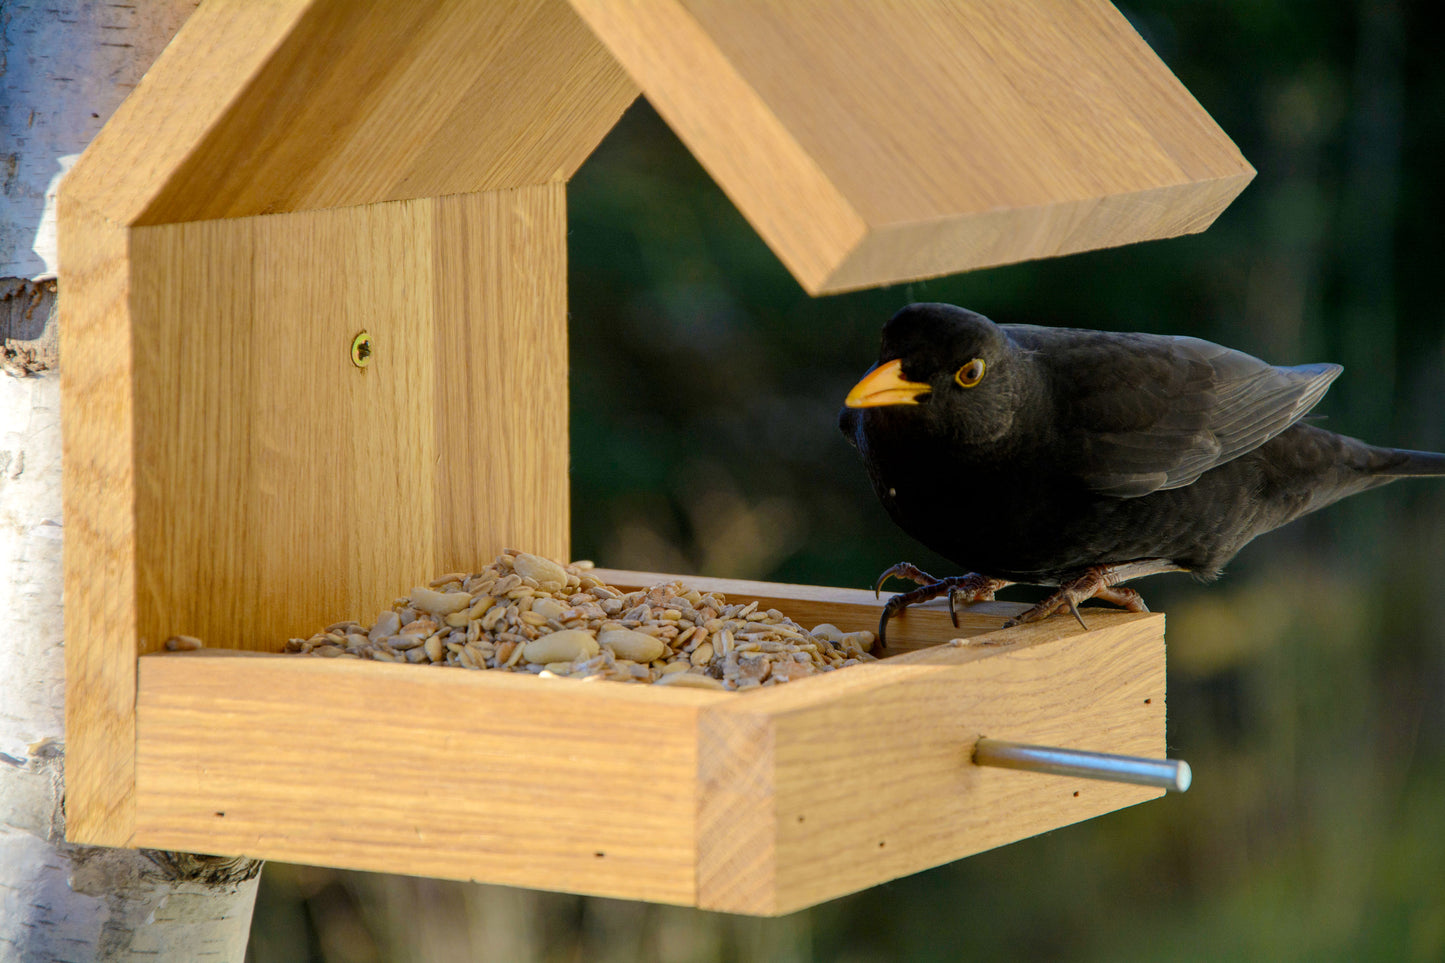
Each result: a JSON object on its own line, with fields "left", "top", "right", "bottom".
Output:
{"left": 1002, "top": 565, "right": 1150, "bottom": 630}
{"left": 873, "top": 562, "right": 1011, "bottom": 650}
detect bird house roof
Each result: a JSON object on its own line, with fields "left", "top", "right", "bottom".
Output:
{"left": 64, "top": 1, "right": 638, "bottom": 226}
{"left": 67, "top": 0, "right": 1252, "bottom": 293}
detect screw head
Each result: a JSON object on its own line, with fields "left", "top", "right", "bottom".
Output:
{"left": 350, "top": 331, "right": 372, "bottom": 368}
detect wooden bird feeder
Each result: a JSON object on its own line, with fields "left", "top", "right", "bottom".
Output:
{"left": 59, "top": 0, "right": 1248, "bottom": 915}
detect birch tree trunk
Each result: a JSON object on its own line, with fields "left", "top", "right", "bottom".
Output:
{"left": 2, "top": 4, "right": 262, "bottom": 959}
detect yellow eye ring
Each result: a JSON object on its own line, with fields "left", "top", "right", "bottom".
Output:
{"left": 955, "top": 358, "right": 986, "bottom": 388}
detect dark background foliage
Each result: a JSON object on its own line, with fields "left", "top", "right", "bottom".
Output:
{"left": 248, "top": 2, "right": 1445, "bottom": 958}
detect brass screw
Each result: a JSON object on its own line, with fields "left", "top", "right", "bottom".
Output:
{"left": 350, "top": 331, "right": 372, "bottom": 368}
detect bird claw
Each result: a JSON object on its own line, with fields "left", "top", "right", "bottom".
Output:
{"left": 1001, "top": 566, "right": 1150, "bottom": 629}
{"left": 873, "top": 561, "right": 939, "bottom": 599}
{"left": 946, "top": 578, "right": 1006, "bottom": 627}
{"left": 1068, "top": 598, "right": 1089, "bottom": 630}
{"left": 871, "top": 564, "right": 1010, "bottom": 651}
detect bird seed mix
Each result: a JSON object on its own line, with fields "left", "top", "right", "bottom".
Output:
{"left": 278, "top": 551, "right": 876, "bottom": 689}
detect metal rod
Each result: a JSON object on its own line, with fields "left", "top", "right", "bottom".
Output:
{"left": 973, "top": 738, "right": 1192, "bottom": 793}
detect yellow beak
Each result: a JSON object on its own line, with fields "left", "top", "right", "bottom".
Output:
{"left": 844, "top": 358, "right": 932, "bottom": 408}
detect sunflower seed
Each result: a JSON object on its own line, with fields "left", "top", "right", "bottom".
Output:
{"left": 523, "top": 629, "right": 599, "bottom": 664}
{"left": 513, "top": 553, "right": 568, "bottom": 590}
{"left": 411, "top": 586, "right": 472, "bottom": 615}
{"left": 654, "top": 672, "right": 726, "bottom": 690}
{"left": 285, "top": 551, "right": 875, "bottom": 687}
{"left": 599, "top": 629, "right": 666, "bottom": 663}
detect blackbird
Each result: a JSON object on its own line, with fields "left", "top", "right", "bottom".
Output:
{"left": 839, "top": 303, "right": 1445, "bottom": 647}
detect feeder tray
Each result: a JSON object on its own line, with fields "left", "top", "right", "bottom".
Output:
{"left": 59, "top": 0, "right": 1242, "bottom": 914}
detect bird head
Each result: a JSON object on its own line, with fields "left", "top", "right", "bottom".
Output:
{"left": 842, "top": 304, "right": 1019, "bottom": 445}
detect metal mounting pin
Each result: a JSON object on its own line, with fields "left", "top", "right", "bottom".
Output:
{"left": 973, "top": 738, "right": 1192, "bottom": 792}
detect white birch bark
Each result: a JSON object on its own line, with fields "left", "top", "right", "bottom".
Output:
{"left": 2, "top": 4, "right": 262, "bottom": 960}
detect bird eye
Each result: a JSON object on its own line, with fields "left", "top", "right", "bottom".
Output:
{"left": 954, "top": 358, "right": 986, "bottom": 388}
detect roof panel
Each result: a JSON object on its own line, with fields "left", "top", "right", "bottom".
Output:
{"left": 568, "top": 0, "right": 1254, "bottom": 293}
{"left": 66, "top": 0, "right": 639, "bottom": 226}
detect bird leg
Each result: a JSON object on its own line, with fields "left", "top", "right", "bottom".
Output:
{"left": 1001, "top": 559, "right": 1181, "bottom": 629}
{"left": 873, "top": 562, "right": 1011, "bottom": 650}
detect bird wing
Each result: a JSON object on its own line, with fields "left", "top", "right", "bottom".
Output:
{"left": 1017, "top": 327, "right": 1342, "bottom": 497}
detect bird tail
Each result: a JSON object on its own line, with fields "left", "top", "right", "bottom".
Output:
{"left": 1372, "top": 447, "right": 1445, "bottom": 477}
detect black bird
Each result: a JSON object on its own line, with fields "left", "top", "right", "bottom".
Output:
{"left": 839, "top": 303, "right": 1445, "bottom": 647}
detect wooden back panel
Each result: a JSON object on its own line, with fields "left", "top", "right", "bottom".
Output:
{"left": 128, "top": 189, "right": 569, "bottom": 654}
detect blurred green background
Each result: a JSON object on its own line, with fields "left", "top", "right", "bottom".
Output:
{"left": 246, "top": 1, "right": 1445, "bottom": 959}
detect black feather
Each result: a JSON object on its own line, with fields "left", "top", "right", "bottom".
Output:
{"left": 842, "top": 303, "right": 1445, "bottom": 586}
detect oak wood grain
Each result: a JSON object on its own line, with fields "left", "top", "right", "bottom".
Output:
{"left": 63, "top": 0, "right": 638, "bottom": 224}
{"left": 131, "top": 582, "right": 1164, "bottom": 912}
{"left": 62, "top": 186, "right": 570, "bottom": 845}
{"left": 567, "top": 0, "right": 1254, "bottom": 292}
{"left": 135, "top": 653, "right": 725, "bottom": 904}
{"left": 433, "top": 190, "right": 571, "bottom": 574}
{"left": 58, "top": 197, "right": 139, "bottom": 845}
{"left": 696, "top": 613, "right": 1166, "bottom": 914}
{"left": 60, "top": 0, "right": 620, "bottom": 846}
{"left": 125, "top": 187, "right": 568, "bottom": 656}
